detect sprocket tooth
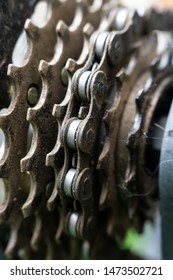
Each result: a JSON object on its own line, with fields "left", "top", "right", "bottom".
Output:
{"left": 22, "top": 0, "right": 104, "bottom": 218}
{"left": 46, "top": 153, "right": 55, "bottom": 169}
{"left": 66, "top": 59, "right": 78, "bottom": 75}
{"left": 127, "top": 115, "right": 141, "bottom": 150}
{"left": 22, "top": 186, "right": 38, "bottom": 218}
{"left": 46, "top": 145, "right": 64, "bottom": 210}
{"left": 27, "top": 107, "right": 39, "bottom": 122}
{"left": 39, "top": 60, "right": 52, "bottom": 78}
{"left": 46, "top": 142, "right": 66, "bottom": 208}
{"left": 98, "top": 142, "right": 112, "bottom": 211}
{"left": 0, "top": 0, "right": 40, "bottom": 109}
{"left": 116, "top": 69, "right": 127, "bottom": 83}
{"left": 143, "top": 75, "right": 153, "bottom": 94}
{"left": 56, "top": 20, "right": 69, "bottom": 37}
{"left": 135, "top": 89, "right": 145, "bottom": 111}
{"left": 97, "top": 141, "right": 110, "bottom": 170}
{"left": 20, "top": 156, "right": 32, "bottom": 172}
{"left": 47, "top": 187, "right": 58, "bottom": 211}
{"left": 83, "top": 22, "right": 95, "bottom": 37}
{"left": 46, "top": 142, "right": 64, "bottom": 171}
{"left": 7, "top": 64, "right": 21, "bottom": 80}
{"left": 53, "top": 104, "right": 67, "bottom": 118}
{"left": 22, "top": 155, "right": 54, "bottom": 216}
{"left": 30, "top": 213, "right": 42, "bottom": 251}
{"left": 46, "top": 142, "right": 64, "bottom": 169}
{"left": 0, "top": 115, "right": 10, "bottom": 131}
{"left": 24, "top": 19, "right": 39, "bottom": 40}
{"left": 103, "top": 109, "right": 112, "bottom": 127}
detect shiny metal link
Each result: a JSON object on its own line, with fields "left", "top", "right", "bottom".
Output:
{"left": 66, "top": 119, "right": 82, "bottom": 149}
{"left": 78, "top": 71, "right": 91, "bottom": 101}
{"left": 46, "top": 2, "right": 122, "bottom": 241}
{"left": 63, "top": 168, "right": 76, "bottom": 197}
{"left": 59, "top": 10, "right": 145, "bottom": 240}
{"left": 68, "top": 212, "right": 79, "bottom": 237}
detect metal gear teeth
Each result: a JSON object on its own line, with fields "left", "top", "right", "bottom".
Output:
{"left": 0, "top": 0, "right": 77, "bottom": 259}
{"left": 55, "top": 9, "right": 147, "bottom": 241}
{"left": 30, "top": 208, "right": 67, "bottom": 259}
{"left": 46, "top": 23, "right": 94, "bottom": 211}
{"left": 50, "top": 45, "right": 96, "bottom": 239}
{"left": 20, "top": 0, "right": 77, "bottom": 218}
{"left": 5, "top": 215, "right": 35, "bottom": 259}
{"left": 54, "top": 9, "right": 128, "bottom": 240}
{"left": 1, "top": 1, "right": 173, "bottom": 260}
{"left": 97, "top": 34, "right": 158, "bottom": 237}
{"left": 46, "top": 24, "right": 97, "bottom": 243}
{"left": 21, "top": 0, "right": 104, "bottom": 217}
{"left": 0, "top": 0, "right": 39, "bottom": 109}
{"left": 126, "top": 47, "right": 173, "bottom": 223}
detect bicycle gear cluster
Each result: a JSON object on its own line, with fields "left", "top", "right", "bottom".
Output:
{"left": 0, "top": 0, "right": 173, "bottom": 259}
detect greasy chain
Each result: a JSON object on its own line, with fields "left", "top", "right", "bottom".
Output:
{"left": 0, "top": 0, "right": 173, "bottom": 259}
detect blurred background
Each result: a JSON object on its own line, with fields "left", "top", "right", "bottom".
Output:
{"left": 117, "top": 0, "right": 173, "bottom": 260}
{"left": 120, "top": 0, "right": 173, "bottom": 9}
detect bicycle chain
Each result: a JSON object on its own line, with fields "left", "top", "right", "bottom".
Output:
{"left": 57, "top": 9, "right": 143, "bottom": 241}
{"left": 19, "top": 0, "right": 108, "bottom": 259}
{"left": 1, "top": 0, "right": 173, "bottom": 259}
{"left": 21, "top": 0, "right": 105, "bottom": 217}
{"left": 51, "top": 7, "right": 173, "bottom": 255}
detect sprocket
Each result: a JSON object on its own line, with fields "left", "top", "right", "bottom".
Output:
{"left": 0, "top": 0, "right": 173, "bottom": 260}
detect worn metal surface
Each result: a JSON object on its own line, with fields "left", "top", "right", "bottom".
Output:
{"left": 0, "top": 0, "right": 173, "bottom": 259}
{"left": 0, "top": 0, "right": 78, "bottom": 258}
{"left": 0, "top": 0, "right": 39, "bottom": 108}
{"left": 21, "top": 0, "right": 105, "bottom": 217}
